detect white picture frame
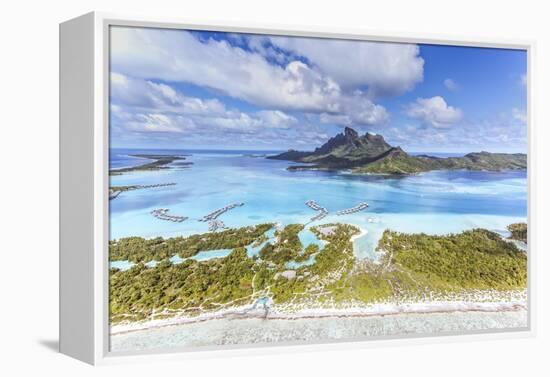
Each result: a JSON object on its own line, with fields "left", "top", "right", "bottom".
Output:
{"left": 59, "top": 11, "right": 536, "bottom": 365}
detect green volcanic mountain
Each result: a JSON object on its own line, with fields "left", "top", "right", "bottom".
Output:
{"left": 268, "top": 127, "right": 527, "bottom": 175}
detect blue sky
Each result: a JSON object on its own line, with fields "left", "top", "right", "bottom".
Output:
{"left": 110, "top": 27, "right": 527, "bottom": 153}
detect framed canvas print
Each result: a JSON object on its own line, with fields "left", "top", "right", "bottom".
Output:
{"left": 60, "top": 12, "right": 534, "bottom": 365}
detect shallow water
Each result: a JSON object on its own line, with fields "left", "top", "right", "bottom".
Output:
{"left": 109, "top": 149, "right": 528, "bottom": 350}
{"left": 110, "top": 310, "right": 527, "bottom": 352}
{"left": 109, "top": 149, "right": 527, "bottom": 261}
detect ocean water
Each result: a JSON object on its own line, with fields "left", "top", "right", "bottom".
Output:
{"left": 109, "top": 151, "right": 149, "bottom": 169}
{"left": 110, "top": 310, "right": 527, "bottom": 352}
{"left": 109, "top": 149, "right": 527, "bottom": 262}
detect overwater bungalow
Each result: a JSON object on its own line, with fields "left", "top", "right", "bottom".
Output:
{"left": 199, "top": 202, "right": 244, "bottom": 222}
{"left": 151, "top": 208, "right": 188, "bottom": 222}
{"left": 306, "top": 200, "right": 329, "bottom": 222}
{"left": 208, "top": 219, "right": 227, "bottom": 232}
{"left": 336, "top": 202, "right": 369, "bottom": 215}
{"left": 311, "top": 210, "right": 328, "bottom": 222}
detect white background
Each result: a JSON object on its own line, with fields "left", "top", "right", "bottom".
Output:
{"left": 1, "top": 0, "right": 548, "bottom": 375}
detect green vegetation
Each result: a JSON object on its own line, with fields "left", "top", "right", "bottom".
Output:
{"left": 295, "top": 244, "right": 320, "bottom": 262}
{"left": 379, "top": 228, "right": 527, "bottom": 291}
{"left": 271, "top": 126, "right": 527, "bottom": 175}
{"left": 259, "top": 224, "right": 304, "bottom": 266}
{"left": 111, "top": 185, "right": 142, "bottom": 192}
{"left": 110, "top": 223, "right": 274, "bottom": 263}
{"left": 266, "top": 224, "right": 359, "bottom": 303}
{"left": 507, "top": 222, "right": 527, "bottom": 243}
{"left": 110, "top": 154, "right": 191, "bottom": 175}
{"left": 109, "top": 223, "right": 358, "bottom": 322}
{"left": 110, "top": 247, "right": 256, "bottom": 322}
{"left": 337, "top": 227, "right": 527, "bottom": 303}
{"left": 109, "top": 222, "right": 528, "bottom": 324}
{"left": 272, "top": 127, "right": 392, "bottom": 169}
{"left": 354, "top": 148, "right": 432, "bottom": 174}
{"left": 110, "top": 183, "right": 176, "bottom": 193}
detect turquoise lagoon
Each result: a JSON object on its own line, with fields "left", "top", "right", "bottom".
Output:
{"left": 109, "top": 149, "right": 527, "bottom": 266}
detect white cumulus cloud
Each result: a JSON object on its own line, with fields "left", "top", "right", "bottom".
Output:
{"left": 125, "top": 114, "right": 194, "bottom": 134}
{"left": 111, "top": 27, "right": 343, "bottom": 113}
{"left": 110, "top": 73, "right": 302, "bottom": 136}
{"left": 110, "top": 27, "right": 393, "bottom": 128}
{"left": 110, "top": 72, "right": 227, "bottom": 116}
{"left": 267, "top": 36, "right": 424, "bottom": 97}
{"left": 406, "top": 96, "right": 463, "bottom": 128}
{"left": 256, "top": 110, "right": 298, "bottom": 129}
{"left": 319, "top": 93, "right": 389, "bottom": 126}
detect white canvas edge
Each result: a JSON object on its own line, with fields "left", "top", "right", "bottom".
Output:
{"left": 81, "top": 11, "right": 536, "bottom": 365}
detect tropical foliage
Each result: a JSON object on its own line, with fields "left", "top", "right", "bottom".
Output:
{"left": 507, "top": 222, "right": 527, "bottom": 243}
{"left": 110, "top": 223, "right": 273, "bottom": 262}
{"left": 109, "top": 223, "right": 527, "bottom": 324}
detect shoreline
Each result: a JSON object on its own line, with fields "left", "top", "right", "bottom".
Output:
{"left": 350, "top": 226, "right": 368, "bottom": 243}
{"left": 110, "top": 154, "right": 190, "bottom": 175}
{"left": 111, "top": 291, "right": 526, "bottom": 336}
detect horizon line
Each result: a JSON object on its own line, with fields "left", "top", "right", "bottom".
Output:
{"left": 109, "top": 146, "right": 527, "bottom": 154}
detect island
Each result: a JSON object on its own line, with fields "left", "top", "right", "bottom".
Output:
{"left": 109, "top": 183, "right": 177, "bottom": 200}
{"left": 268, "top": 127, "right": 527, "bottom": 175}
{"left": 109, "top": 222, "right": 527, "bottom": 325}
{"left": 507, "top": 222, "right": 528, "bottom": 243}
{"left": 110, "top": 223, "right": 274, "bottom": 263}
{"left": 110, "top": 154, "right": 192, "bottom": 175}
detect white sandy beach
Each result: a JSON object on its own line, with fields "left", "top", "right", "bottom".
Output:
{"left": 111, "top": 289, "right": 527, "bottom": 336}
{"left": 110, "top": 305, "right": 527, "bottom": 352}
{"left": 350, "top": 226, "right": 368, "bottom": 243}
{"left": 108, "top": 220, "right": 528, "bottom": 352}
